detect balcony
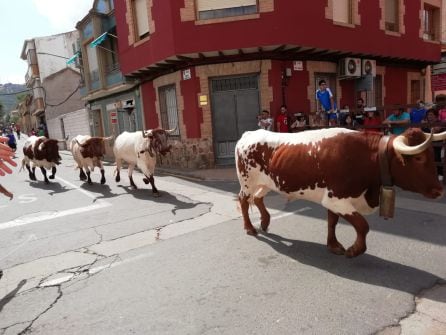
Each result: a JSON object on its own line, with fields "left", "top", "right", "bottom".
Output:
{"left": 25, "top": 64, "right": 40, "bottom": 86}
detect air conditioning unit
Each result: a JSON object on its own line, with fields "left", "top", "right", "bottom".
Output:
{"left": 362, "top": 59, "right": 376, "bottom": 77}
{"left": 338, "top": 58, "right": 361, "bottom": 78}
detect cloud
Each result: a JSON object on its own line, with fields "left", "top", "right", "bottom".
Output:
{"left": 32, "top": 0, "right": 93, "bottom": 32}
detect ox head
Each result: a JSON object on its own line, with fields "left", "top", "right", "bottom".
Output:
{"left": 390, "top": 128, "right": 445, "bottom": 199}
{"left": 141, "top": 127, "right": 175, "bottom": 156}
{"left": 37, "top": 138, "right": 62, "bottom": 164}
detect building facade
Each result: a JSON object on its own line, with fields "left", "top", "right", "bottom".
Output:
{"left": 76, "top": 0, "right": 143, "bottom": 158}
{"left": 114, "top": 0, "right": 442, "bottom": 168}
{"left": 44, "top": 68, "right": 89, "bottom": 147}
{"left": 20, "top": 31, "right": 80, "bottom": 135}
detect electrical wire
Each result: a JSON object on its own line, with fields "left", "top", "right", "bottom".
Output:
{"left": 43, "top": 83, "right": 81, "bottom": 107}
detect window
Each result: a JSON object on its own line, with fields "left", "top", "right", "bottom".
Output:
{"left": 197, "top": 0, "right": 258, "bottom": 20}
{"left": 333, "top": 0, "right": 353, "bottom": 24}
{"left": 132, "top": 0, "right": 150, "bottom": 40}
{"left": 423, "top": 4, "right": 439, "bottom": 41}
{"left": 385, "top": 0, "right": 399, "bottom": 32}
{"left": 96, "top": 0, "right": 112, "bottom": 14}
{"left": 86, "top": 44, "right": 99, "bottom": 83}
{"left": 159, "top": 85, "right": 180, "bottom": 137}
{"left": 103, "top": 28, "right": 120, "bottom": 74}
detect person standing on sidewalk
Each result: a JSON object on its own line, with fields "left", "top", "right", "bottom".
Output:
{"left": 316, "top": 80, "right": 336, "bottom": 126}
{"left": 276, "top": 105, "right": 290, "bottom": 133}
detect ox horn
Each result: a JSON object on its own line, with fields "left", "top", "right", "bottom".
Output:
{"left": 422, "top": 129, "right": 446, "bottom": 142}
{"left": 57, "top": 135, "right": 69, "bottom": 143}
{"left": 393, "top": 132, "right": 433, "bottom": 155}
{"left": 165, "top": 126, "right": 177, "bottom": 135}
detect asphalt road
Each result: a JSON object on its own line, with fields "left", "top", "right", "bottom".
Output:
{"left": 0, "top": 137, "right": 445, "bottom": 335}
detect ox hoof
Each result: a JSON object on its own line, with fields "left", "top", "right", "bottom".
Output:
{"left": 44, "top": 180, "right": 50, "bottom": 184}
{"left": 100, "top": 178, "right": 106, "bottom": 185}
{"left": 115, "top": 176, "right": 120, "bottom": 182}
{"left": 345, "top": 245, "right": 366, "bottom": 258}
{"left": 152, "top": 192, "right": 161, "bottom": 198}
{"left": 246, "top": 229, "right": 257, "bottom": 236}
{"left": 49, "top": 175, "right": 55, "bottom": 180}
{"left": 80, "top": 175, "right": 87, "bottom": 181}
{"left": 143, "top": 178, "right": 150, "bottom": 184}
{"left": 328, "top": 244, "right": 346, "bottom": 255}
{"left": 260, "top": 220, "right": 270, "bottom": 232}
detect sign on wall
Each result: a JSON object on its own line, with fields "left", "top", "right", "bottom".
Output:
{"left": 110, "top": 111, "right": 117, "bottom": 124}
{"left": 183, "top": 69, "right": 191, "bottom": 80}
{"left": 293, "top": 61, "right": 303, "bottom": 71}
{"left": 432, "top": 73, "right": 446, "bottom": 91}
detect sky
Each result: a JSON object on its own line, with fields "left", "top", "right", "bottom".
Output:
{"left": 0, "top": 0, "right": 93, "bottom": 85}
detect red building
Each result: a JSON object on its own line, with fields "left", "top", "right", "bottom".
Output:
{"left": 114, "top": 0, "right": 441, "bottom": 167}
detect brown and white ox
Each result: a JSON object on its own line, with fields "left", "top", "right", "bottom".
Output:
{"left": 22, "top": 136, "right": 64, "bottom": 183}
{"left": 236, "top": 128, "right": 445, "bottom": 258}
{"left": 70, "top": 135, "right": 113, "bottom": 184}
{"left": 113, "top": 128, "right": 175, "bottom": 196}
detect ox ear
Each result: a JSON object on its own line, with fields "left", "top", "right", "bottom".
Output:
{"left": 142, "top": 130, "right": 153, "bottom": 138}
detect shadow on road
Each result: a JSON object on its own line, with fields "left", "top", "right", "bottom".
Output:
{"left": 256, "top": 232, "right": 445, "bottom": 302}
{"left": 79, "top": 182, "right": 120, "bottom": 201}
{"left": 27, "top": 180, "right": 71, "bottom": 196}
{"left": 117, "top": 185, "right": 211, "bottom": 214}
{"left": 0, "top": 279, "right": 27, "bottom": 313}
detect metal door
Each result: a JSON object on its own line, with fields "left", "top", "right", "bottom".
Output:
{"left": 210, "top": 75, "right": 260, "bottom": 165}
{"left": 92, "top": 109, "right": 104, "bottom": 137}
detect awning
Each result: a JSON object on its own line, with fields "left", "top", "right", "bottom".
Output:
{"left": 66, "top": 52, "right": 80, "bottom": 65}
{"left": 90, "top": 32, "right": 108, "bottom": 48}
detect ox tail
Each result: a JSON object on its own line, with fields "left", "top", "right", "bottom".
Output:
{"left": 75, "top": 138, "right": 86, "bottom": 147}
{"left": 19, "top": 158, "right": 26, "bottom": 172}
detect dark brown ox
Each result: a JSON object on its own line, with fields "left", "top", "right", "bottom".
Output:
{"left": 70, "top": 135, "right": 113, "bottom": 184}
{"left": 235, "top": 127, "right": 445, "bottom": 258}
{"left": 113, "top": 128, "right": 175, "bottom": 196}
{"left": 22, "top": 136, "right": 63, "bottom": 183}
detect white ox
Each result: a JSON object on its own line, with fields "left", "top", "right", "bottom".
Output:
{"left": 70, "top": 135, "right": 113, "bottom": 184}
{"left": 113, "top": 128, "right": 175, "bottom": 196}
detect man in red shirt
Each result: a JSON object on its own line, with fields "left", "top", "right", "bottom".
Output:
{"left": 276, "top": 105, "right": 289, "bottom": 133}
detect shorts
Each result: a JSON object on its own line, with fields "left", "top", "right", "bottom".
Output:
{"left": 327, "top": 112, "right": 337, "bottom": 120}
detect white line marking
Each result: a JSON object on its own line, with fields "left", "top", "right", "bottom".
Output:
{"left": 55, "top": 176, "right": 102, "bottom": 200}
{"left": 0, "top": 176, "right": 111, "bottom": 230}
{"left": 0, "top": 202, "right": 110, "bottom": 231}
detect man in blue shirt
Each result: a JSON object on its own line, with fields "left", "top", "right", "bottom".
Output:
{"left": 383, "top": 108, "right": 410, "bottom": 135}
{"left": 409, "top": 100, "right": 426, "bottom": 124}
{"left": 316, "top": 80, "right": 336, "bottom": 125}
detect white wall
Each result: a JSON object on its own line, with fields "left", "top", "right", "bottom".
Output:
{"left": 35, "top": 31, "right": 80, "bottom": 83}
{"left": 47, "top": 108, "right": 91, "bottom": 150}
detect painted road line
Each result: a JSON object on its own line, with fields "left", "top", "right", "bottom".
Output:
{"left": 0, "top": 202, "right": 111, "bottom": 231}
{"left": 0, "top": 177, "right": 111, "bottom": 231}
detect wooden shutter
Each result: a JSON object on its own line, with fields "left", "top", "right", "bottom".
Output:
{"left": 134, "top": 0, "right": 149, "bottom": 37}
{"left": 333, "top": 0, "right": 352, "bottom": 23}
